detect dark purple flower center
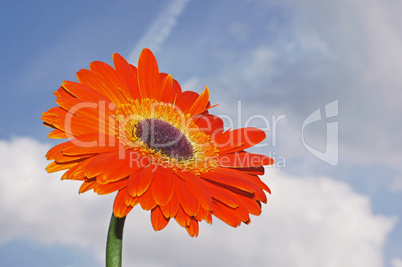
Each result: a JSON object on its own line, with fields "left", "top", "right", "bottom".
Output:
{"left": 135, "top": 119, "right": 194, "bottom": 160}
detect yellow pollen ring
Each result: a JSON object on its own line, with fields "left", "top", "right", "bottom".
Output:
{"left": 114, "top": 98, "right": 219, "bottom": 174}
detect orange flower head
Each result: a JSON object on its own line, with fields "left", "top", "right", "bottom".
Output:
{"left": 42, "top": 48, "right": 274, "bottom": 237}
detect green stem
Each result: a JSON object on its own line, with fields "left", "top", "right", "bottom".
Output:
{"left": 106, "top": 214, "right": 126, "bottom": 267}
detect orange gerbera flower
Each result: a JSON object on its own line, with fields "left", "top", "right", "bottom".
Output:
{"left": 42, "top": 48, "right": 274, "bottom": 237}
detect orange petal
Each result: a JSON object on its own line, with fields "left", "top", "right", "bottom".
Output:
{"left": 43, "top": 106, "right": 65, "bottom": 116}
{"left": 195, "top": 207, "right": 212, "bottom": 223}
{"left": 94, "top": 178, "right": 128, "bottom": 195}
{"left": 79, "top": 179, "right": 96, "bottom": 193}
{"left": 41, "top": 108, "right": 65, "bottom": 125}
{"left": 56, "top": 97, "right": 100, "bottom": 119}
{"left": 175, "top": 91, "right": 199, "bottom": 114}
{"left": 218, "top": 152, "right": 274, "bottom": 167}
{"left": 50, "top": 114, "right": 109, "bottom": 136}
{"left": 159, "top": 73, "right": 182, "bottom": 103}
{"left": 62, "top": 134, "right": 118, "bottom": 156}
{"left": 217, "top": 167, "right": 270, "bottom": 194}
{"left": 124, "top": 194, "right": 140, "bottom": 207}
{"left": 171, "top": 78, "right": 182, "bottom": 102}
{"left": 235, "top": 194, "right": 262, "bottom": 216}
{"left": 204, "top": 182, "right": 239, "bottom": 208}
{"left": 215, "top": 128, "right": 266, "bottom": 153}
{"left": 176, "top": 171, "right": 213, "bottom": 211}
{"left": 48, "top": 129, "right": 68, "bottom": 139}
{"left": 61, "top": 160, "right": 90, "bottom": 180}
{"left": 151, "top": 166, "right": 174, "bottom": 206}
{"left": 229, "top": 200, "right": 250, "bottom": 224}
{"left": 215, "top": 198, "right": 251, "bottom": 225}
{"left": 159, "top": 74, "right": 173, "bottom": 103}
{"left": 113, "top": 188, "right": 133, "bottom": 217}
{"left": 174, "top": 177, "right": 199, "bottom": 217}
{"left": 55, "top": 86, "right": 74, "bottom": 98}
{"left": 212, "top": 202, "right": 241, "bottom": 228}
{"left": 213, "top": 167, "right": 268, "bottom": 202}
{"left": 55, "top": 152, "right": 93, "bottom": 164}
{"left": 76, "top": 69, "right": 126, "bottom": 105}
{"left": 200, "top": 168, "right": 258, "bottom": 194}
{"left": 232, "top": 166, "right": 265, "bottom": 176}
{"left": 195, "top": 114, "right": 224, "bottom": 136}
{"left": 139, "top": 186, "right": 157, "bottom": 210}
{"left": 159, "top": 73, "right": 168, "bottom": 81}
{"left": 212, "top": 202, "right": 250, "bottom": 227}
{"left": 61, "top": 163, "right": 82, "bottom": 181}
{"left": 46, "top": 141, "right": 71, "bottom": 160}
{"left": 151, "top": 206, "right": 170, "bottom": 231}
{"left": 46, "top": 161, "right": 81, "bottom": 173}
{"left": 159, "top": 193, "right": 179, "bottom": 218}
{"left": 138, "top": 48, "right": 160, "bottom": 99}
{"left": 185, "top": 219, "right": 199, "bottom": 237}
{"left": 90, "top": 60, "right": 131, "bottom": 101}
{"left": 84, "top": 152, "right": 118, "bottom": 178}
{"left": 188, "top": 86, "right": 210, "bottom": 116}
{"left": 174, "top": 206, "right": 191, "bottom": 227}
{"left": 62, "top": 81, "right": 110, "bottom": 102}
{"left": 96, "top": 151, "right": 143, "bottom": 184}
{"left": 113, "top": 53, "right": 141, "bottom": 99}
{"left": 127, "top": 164, "right": 155, "bottom": 197}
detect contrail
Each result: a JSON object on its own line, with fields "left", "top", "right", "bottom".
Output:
{"left": 128, "top": 0, "right": 190, "bottom": 63}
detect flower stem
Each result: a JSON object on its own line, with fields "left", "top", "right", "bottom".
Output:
{"left": 106, "top": 214, "right": 126, "bottom": 267}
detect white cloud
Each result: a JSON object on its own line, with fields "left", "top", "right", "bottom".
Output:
{"left": 0, "top": 138, "right": 395, "bottom": 266}
{"left": 121, "top": 168, "right": 396, "bottom": 267}
{"left": 392, "top": 258, "right": 402, "bottom": 267}
{"left": 0, "top": 138, "right": 113, "bottom": 261}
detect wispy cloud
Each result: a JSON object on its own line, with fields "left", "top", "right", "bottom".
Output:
{"left": 128, "top": 0, "right": 190, "bottom": 63}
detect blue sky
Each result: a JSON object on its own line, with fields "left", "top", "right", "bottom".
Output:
{"left": 1, "top": 0, "right": 402, "bottom": 266}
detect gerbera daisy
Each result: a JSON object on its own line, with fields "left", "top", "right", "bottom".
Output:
{"left": 42, "top": 48, "right": 274, "bottom": 237}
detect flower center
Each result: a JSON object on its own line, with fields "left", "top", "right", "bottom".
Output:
{"left": 115, "top": 98, "right": 219, "bottom": 174}
{"left": 135, "top": 119, "right": 193, "bottom": 160}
